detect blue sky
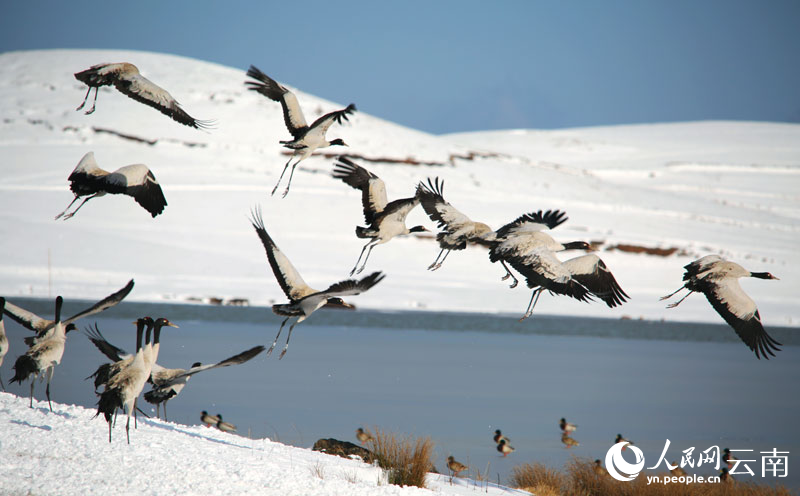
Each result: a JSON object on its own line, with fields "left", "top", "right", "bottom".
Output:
{"left": 2, "top": 0, "right": 799, "bottom": 134}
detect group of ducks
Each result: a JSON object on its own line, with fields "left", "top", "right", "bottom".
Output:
{"left": 445, "top": 421, "right": 737, "bottom": 482}
{"left": 441, "top": 421, "right": 579, "bottom": 479}
{"left": 201, "top": 410, "right": 237, "bottom": 433}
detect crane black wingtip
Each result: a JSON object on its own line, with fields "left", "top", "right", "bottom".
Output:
{"left": 192, "top": 118, "right": 217, "bottom": 131}
{"left": 417, "top": 176, "right": 445, "bottom": 198}
{"left": 249, "top": 205, "right": 265, "bottom": 229}
{"left": 361, "top": 271, "right": 386, "bottom": 288}
{"left": 246, "top": 65, "right": 267, "bottom": 81}
{"left": 753, "top": 330, "right": 782, "bottom": 360}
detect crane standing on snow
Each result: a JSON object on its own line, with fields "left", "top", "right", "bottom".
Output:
{"left": 9, "top": 297, "right": 75, "bottom": 411}
{"left": 5, "top": 280, "right": 134, "bottom": 409}
{"left": 96, "top": 317, "right": 151, "bottom": 444}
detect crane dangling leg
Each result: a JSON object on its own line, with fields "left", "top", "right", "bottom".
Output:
{"left": 665, "top": 290, "right": 695, "bottom": 309}
{"left": 267, "top": 317, "right": 290, "bottom": 356}
{"left": 519, "top": 288, "right": 544, "bottom": 322}
{"left": 428, "top": 249, "right": 452, "bottom": 271}
{"left": 350, "top": 240, "right": 376, "bottom": 276}
{"left": 75, "top": 86, "right": 92, "bottom": 111}
{"left": 278, "top": 320, "right": 300, "bottom": 360}
{"left": 499, "top": 260, "right": 519, "bottom": 288}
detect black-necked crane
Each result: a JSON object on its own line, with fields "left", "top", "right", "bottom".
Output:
{"left": 660, "top": 255, "right": 781, "bottom": 359}
{"left": 85, "top": 317, "right": 177, "bottom": 393}
{"left": 3, "top": 279, "right": 134, "bottom": 347}
{"left": 216, "top": 414, "right": 236, "bottom": 433}
{"left": 250, "top": 206, "right": 385, "bottom": 359}
{"left": 96, "top": 318, "right": 152, "bottom": 443}
{"left": 0, "top": 298, "right": 7, "bottom": 391}
{"left": 9, "top": 296, "right": 77, "bottom": 410}
{"left": 333, "top": 157, "right": 429, "bottom": 275}
{"left": 497, "top": 438, "right": 514, "bottom": 457}
{"left": 74, "top": 62, "right": 212, "bottom": 129}
{"left": 447, "top": 456, "right": 468, "bottom": 478}
{"left": 560, "top": 417, "right": 577, "bottom": 434}
{"left": 84, "top": 319, "right": 152, "bottom": 392}
{"left": 491, "top": 211, "right": 628, "bottom": 320}
{"left": 4, "top": 280, "right": 133, "bottom": 409}
{"left": 508, "top": 248, "right": 629, "bottom": 321}
{"left": 201, "top": 411, "right": 220, "bottom": 427}
{"left": 145, "top": 317, "right": 180, "bottom": 380}
{"left": 416, "top": 177, "right": 496, "bottom": 271}
{"left": 417, "top": 178, "right": 573, "bottom": 279}
{"left": 488, "top": 209, "right": 571, "bottom": 288}
{"left": 54, "top": 152, "right": 167, "bottom": 220}
{"left": 245, "top": 65, "right": 356, "bottom": 197}
{"left": 137, "top": 317, "right": 177, "bottom": 427}
{"left": 144, "top": 345, "right": 265, "bottom": 421}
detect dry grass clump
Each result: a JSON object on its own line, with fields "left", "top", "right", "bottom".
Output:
{"left": 511, "top": 462, "right": 565, "bottom": 495}
{"left": 508, "top": 458, "right": 793, "bottom": 496}
{"left": 365, "top": 427, "right": 435, "bottom": 489}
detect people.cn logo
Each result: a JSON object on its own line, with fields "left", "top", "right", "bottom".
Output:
{"left": 605, "top": 442, "right": 646, "bottom": 481}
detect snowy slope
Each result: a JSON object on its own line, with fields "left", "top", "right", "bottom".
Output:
{"left": 0, "top": 49, "right": 798, "bottom": 327}
{"left": 0, "top": 392, "right": 528, "bottom": 496}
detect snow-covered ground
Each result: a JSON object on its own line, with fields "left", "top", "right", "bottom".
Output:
{"left": 1, "top": 49, "right": 798, "bottom": 328}
{"left": 0, "top": 392, "right": 529, "bottom": 495}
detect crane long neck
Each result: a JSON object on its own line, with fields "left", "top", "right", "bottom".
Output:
{"left": 151, "top": 324, "right": 163, "bottom": 364}
{"left": 54, "top": 296, "right": 63, "bottom": 323}
{"left": 135, "top": 321, "right": 145, "bottom": 352}
{"left": 141, "top": 323, "right": 153, "bottom": 354}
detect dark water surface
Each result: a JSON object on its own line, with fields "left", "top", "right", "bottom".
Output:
{"left": 3, "top": 298, "right": 799, "bottom": 489}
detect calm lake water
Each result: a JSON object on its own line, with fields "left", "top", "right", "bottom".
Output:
{"left": 3, "top": 298, "right": 799, "bottom": 489}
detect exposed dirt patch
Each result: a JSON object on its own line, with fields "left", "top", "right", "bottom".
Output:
{"left": 604, "top": 243, "right": 685, "bottom": 257}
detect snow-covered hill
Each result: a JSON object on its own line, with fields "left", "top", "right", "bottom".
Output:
{"left": 1, "top": 49, "right": 798, "bottom": 327}
{"left": 0, "top": 392, "right": 527, "bottom": 496}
